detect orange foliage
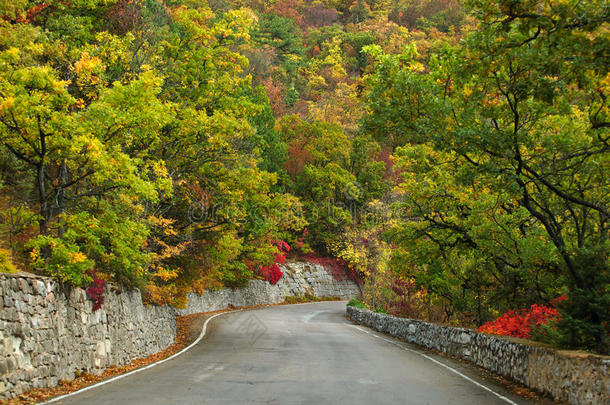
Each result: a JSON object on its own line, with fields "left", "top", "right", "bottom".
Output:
{"left": 261, "top": 77, "right": 286, "bottom": 116}
{"left": 269, "top": 0, "right": 305, "bottom": 28}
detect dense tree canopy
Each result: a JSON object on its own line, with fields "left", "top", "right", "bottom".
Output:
{"left": 0, "top": 0, "right": 607, "bottom": 352}
{"left": 362, "top": 0, "right": 609, "bottom": 351}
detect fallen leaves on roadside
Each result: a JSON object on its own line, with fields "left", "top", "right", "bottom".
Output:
{"left": 0, "top": 299, "right": 334, "bottom": 405}
{"left": 0, "top": 312, "right": 210, "bottom": 405}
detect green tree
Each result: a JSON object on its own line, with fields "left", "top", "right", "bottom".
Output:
{"left": 0, "top": 8, "right": 172, "bottom": 285}
{"left": 253, "top": 13, "right": 304, "bottom": 63}
{"left": 363, "top": 0, "right": 609, "bottom": 351}
{"left": 278, "top": 116, "right": 355, "bottom": 250}
{"left": 0, "top": 0, "right": 306, "bottom": 298}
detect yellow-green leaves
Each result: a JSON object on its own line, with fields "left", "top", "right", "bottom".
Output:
{"left": 363, "top": 0, "right": 609, "bottom": 349}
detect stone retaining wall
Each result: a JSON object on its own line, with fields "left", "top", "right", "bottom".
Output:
{"left": 0, "top": 274, "right": 176, "bottom": 398}
{"left": 178, "top": 261, "right": 361, "bottom": 315}
{"left": 0, "top": 261, "right": 360, "bottom": 399}
{"left": 346, "top": 306, "right": 609, "bottom": 405}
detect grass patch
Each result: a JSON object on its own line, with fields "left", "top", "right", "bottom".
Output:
{"left": 284, "top": 294, "right": 340, "bottom": 304}
{"left": 347, "top": 299, "right": 367, "bottom": 308}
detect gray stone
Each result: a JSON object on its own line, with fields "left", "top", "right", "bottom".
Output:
{"left": 0, "top": 261, "right": 360, "bottom": 400}
{"left": 346, "top": 306, "right": 609, "bottom": 405}
{"left": 32, "top": 280, "right": 46, "bottom": 296}
{"left": 17, "top": 278, "right": 32, "bottom": 294}
{"left": 5, "top": 358, "right": 15, "bottom": 374}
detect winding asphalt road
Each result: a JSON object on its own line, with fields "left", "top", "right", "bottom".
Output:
{"left": 51, "top": 302, "right": 532, "bottom": 404}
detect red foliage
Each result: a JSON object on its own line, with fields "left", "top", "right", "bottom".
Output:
{"left": 290, "top": 99, "right": 310, "bottom": 118}
{"left": 478, "top": 296, "right": 566, "bottom": 339}
{"left": 309, "top": 45, "right": 322, "bottom": 57}
{"left": 86, "top": 278, "right": 106, "bottom": 311}
{"left": 257, "top": 240, "right": 290, "bottom": 285}
{"left": 385, "top": 277, "right": 430, "bottom": 318}
{"left": 106, "top": 0, "right": 143, "bottom": 34}
{"left": 303, "top": 255, "right": 346, "bottom": 280}
{"left": 267, "top": 0, "right": 338, "bottom": 29}
{"left": 7, "top": 1, "right": 71, "bottom": 23}
{"left": 295, "top": 227, "right": 309, "bottom": 251}
{"left": 261, "top": 77, "right": 286, "bottom": 116}
{"left": 389, "top": 0, "right": 460, "bottom": 29}
{"left": 302, "top": 4, "right": 339, "bottom": 28}
{"left": 14, "top": 2, "right": 51, "bottom": 22}
{"left": 377, "top": 146, "right": 396, "bottom": 180}
{"left": 390, "top": 278, "right": 409, "bottom": 294}
{"left": 270, "top": 0, "right": 305, "bottom": 28}
{"left": 284, "top": 137, "right": 313, "bottom": 179}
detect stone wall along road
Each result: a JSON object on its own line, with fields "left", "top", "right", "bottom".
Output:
{"left": 0, "top": 261, "right": 360, "bottom": 399}
{"left": 347, "top": 305, "right": 609, "bottom": 405}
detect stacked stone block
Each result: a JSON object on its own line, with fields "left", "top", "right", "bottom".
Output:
{"left": 0, "top": 274, "right": 176, "bottom": 398}
{"left": 0, "top": 261, "right": 360, "bottom": 399}
{"left": 346, "top": 305, "right": 609, "bottom": 405}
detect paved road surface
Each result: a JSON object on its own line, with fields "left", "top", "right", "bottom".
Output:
{"left": 52, "top": 302, "right": 531, "bottom": 405}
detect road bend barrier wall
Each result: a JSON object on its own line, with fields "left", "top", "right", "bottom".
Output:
{"left": 346, "top": 306, "right": 609, "bottom": 405}
{"left": 0, "top": 261, "right": 360, "bottom": 399}
{"left": 177, "top": 261, "right": 361, "bottom": 315}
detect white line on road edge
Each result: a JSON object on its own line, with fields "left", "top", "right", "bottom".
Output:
{"left": 41, "top": 310, "right": 242, "bottom": 404}
{"left": 350, "top": 325, "right": 520, "bottom": 405}
{"left": 39, "top": 301, "right": 341, "bottom": 404}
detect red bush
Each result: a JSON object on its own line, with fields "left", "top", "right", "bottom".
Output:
{"left": 257, "top": 240, "right": 290, "bottom": 285}
{"left": 478, "top": 296, "right": 566, "bottom": 339}
{"left": 86, "top": 278, "right": 106, "bottom": 311}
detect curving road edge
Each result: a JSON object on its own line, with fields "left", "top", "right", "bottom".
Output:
{"left": 349, "top": 325, "right": 519, "bottom": 405}
{"left": 41, "top": 309, "right": 243, "bottom": 405}
{"left": 39, "top": 302, "right": 530, "bottom": 405}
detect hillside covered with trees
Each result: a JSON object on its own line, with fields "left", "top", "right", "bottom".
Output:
{"left": 0, "top": 0, "right": 608, "bottom": 353}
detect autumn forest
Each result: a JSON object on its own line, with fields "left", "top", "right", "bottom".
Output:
{"left": 0, "top": 0, "right": 608, "bottom": 353}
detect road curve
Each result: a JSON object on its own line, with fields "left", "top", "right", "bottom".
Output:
{"left": 52, "top": 302, "right": 531, "bottom": 405}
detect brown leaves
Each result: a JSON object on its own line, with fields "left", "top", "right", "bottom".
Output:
{"left": 0, "top": 312, "right": 208, "bottom": 405}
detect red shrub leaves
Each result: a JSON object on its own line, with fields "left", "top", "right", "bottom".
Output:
{"left": 478, "top": 297, "right": 566, "bottom": 339}
{"left": 86, "top": 278, "right": 106, "bottom": 311}
{"left": 257, "top": 240, "right": 290, "bottom": 285}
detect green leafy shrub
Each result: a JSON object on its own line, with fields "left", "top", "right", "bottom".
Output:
{"left": 556, "top": 252, "right": 610, "bottom": 355}
{"left": 530, "top": 321, "right": 563, "bottom": 347}
{"left": 27, "top": 236, "right": 94, "bottom": 286}
{"left": 347, "top": 299, "right": 366, "bottom": 308}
